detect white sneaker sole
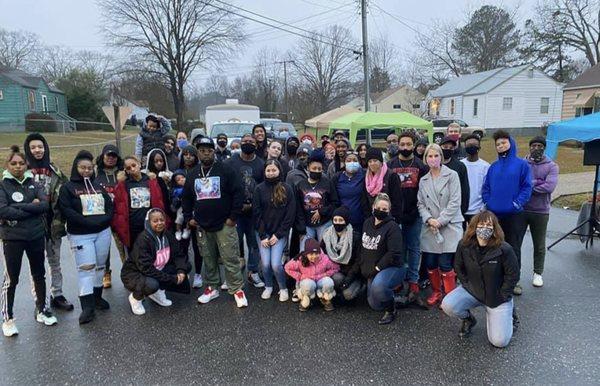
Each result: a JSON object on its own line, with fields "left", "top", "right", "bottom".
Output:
{"left": 128, "top": 294, "right": 146, "bottom": 315}
{"left": 198, "top": 292, "right": 219, "bottom": 304}
{"left": 2, "top": 326, "right": 18, "bottom": 337}
{"left": 148, "top": 294, "right": 172, "bottom": 307}
{"left": 235, "top": 299, "right": 248, "bottom": 308}
{"left": 35, "top": 316, "right": 57, "bottom": 326}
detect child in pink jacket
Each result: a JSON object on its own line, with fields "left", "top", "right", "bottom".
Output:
{"left": 285, "top": 238, "right": 339, "bottom": 311}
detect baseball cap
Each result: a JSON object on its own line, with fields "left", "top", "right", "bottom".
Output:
{"left": 196, "top": 137, "right": 215, "bottom": 149}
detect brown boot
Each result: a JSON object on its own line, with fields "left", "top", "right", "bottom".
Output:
{"left": 102, "top": 270, "right": 112, "bottom": 289}
{"left": 320, "top": 298, "right": 334, "bottom": 312}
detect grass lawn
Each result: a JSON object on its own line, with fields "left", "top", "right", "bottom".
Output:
{"left": 298, "top": 127, "right": 592, "bottom": 175}
{"left": 552, "top": 192, "right": 593, "bottom": 210}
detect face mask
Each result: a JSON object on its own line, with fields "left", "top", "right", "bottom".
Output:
{"left": 387, "top": 144, "right": 399, "bottom": 157}
{"left": 465, "top": 145, "right": 479, "bottom": 156}
{"left": 442, "top": 148, "right": 453, "bottom": 160}
{"left": 231, "top": 149, "right": 241, "bottom": 155}
{"left": 302, "top": 139, "right": 313, "bottom": 146}
{"left": 373, "top": 209, "right": 388, "bottom": 220}
{"left": 498, "top": 150, "right": 509, "bottom": 158}
{"left": 333, "top": 223, "right": 347, "bottom": 233}
{"left": 217, "top": 140, "right": 227, "bottom": 148}
{"left": 345, "top": 161, "right": 360, "bottom": 173}
{"left": 241, "top": 143, "right": 256, "bottom": 154}
{"left": 399, "top": 149, "right": 413, "bottom": 158}
{"left": 177, "top": 139, "right": 188, "bottom": 149}
{"left": 427, "top": 158, "right": 441, "bottom": 169}
{"left": 298, "top": 158, "right": 308, "bottom": 168}
{"left": 448, "top": 134, "right": 460, "bottom": 142}
{"left": 476, "top": 226, "right": 494, "bottom": 240}
{"left": 287, "top": 145, "right": 298, "bottom": 155}
{"left": 530, "top": 149, "right": 543, "bottom": 162}
{"left": 279, "top": 131, "right": 290, "bottom": 139}
{"left": 309, "top": 171, "right": 322, "bottom": 181}
{"left": 265, "top": 175, "right": 280, "bottom": 184}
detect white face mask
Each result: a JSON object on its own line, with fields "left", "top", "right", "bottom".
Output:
{"left": 231, "top": 149, "right": 241, "bottom": 155}
{"left": 302, "top": 139, "right": 313, "bottom": 146}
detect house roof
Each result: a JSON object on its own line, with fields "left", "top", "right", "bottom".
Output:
{"left": 0, "top": 67, "right": 64, "bottom": 94}
{"left": 429, "top": 65, "right": 531, "bottom": 98}
{"left": 564, "top": 63, "right": 600, "bottom": 90}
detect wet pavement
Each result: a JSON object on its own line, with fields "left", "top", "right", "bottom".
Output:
{"left": 0, "top": 208, "right": 598, "bottom": 385}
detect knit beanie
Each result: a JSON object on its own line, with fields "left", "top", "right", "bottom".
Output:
{"left": 304, "top": 238, "right": 320, "bottom": 254}
{"left": 529, "top": 136, "right": 546, "bottom": 147}
{"left": 308, "top": 148, "right": 325, "bottom": 165}
{"left": 365, "top": 147, "right": 383, "bottom": 163}
{"left": 332, "top": 206, "right": 351, "bottom": 224}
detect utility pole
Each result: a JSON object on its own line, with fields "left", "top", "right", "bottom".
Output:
{"left": 276, "top": 60, "right": 294, "bottom": 122}
{"left": 361, "top": 0, "right": 371, "bottom": 145}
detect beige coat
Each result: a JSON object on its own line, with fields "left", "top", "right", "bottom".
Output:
{"left": 417, "top": 165, "right": 464, "bottom": 254}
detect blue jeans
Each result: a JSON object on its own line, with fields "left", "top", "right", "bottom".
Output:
{"left": 423, "top": 252, "right": 454, "bottom": 272}
{"left": 256, "top": 233, "right": 287, "bottom": 289}
{"left": 301, "top": 221, "right": 332, "bottom": 251}
{"left": 367, "top": 266, "right": 407, "bottom": 311}
{"left": 67, "top": 227, "right": 112, "bottom": 296}
{"left": 400, "top": 219, "right": 422, "bottom": 284}
{"left": 441, "top": 286, "right": 514, "bottom": 348}
{"left": 299, "top": 277, "right": 335, "bottom": 300}
{"left": 236, "top": 215, "right": 259, "bottom": 272}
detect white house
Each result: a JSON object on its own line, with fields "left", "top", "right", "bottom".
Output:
{"left": 426, "top": 65, "right": 563, "bottom": 131}
{"left": 122, "top": 99, "right": 150, "bottom": 123}
{"left": 346, "top": 85, "right": 424, "bottom": 115}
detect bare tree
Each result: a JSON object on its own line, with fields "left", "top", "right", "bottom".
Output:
{"left": 98, "top": 0, "right": 245, "bottom": 128}
{"left": 0, "top": 28, "right": 40, "bottom": 70}
{"left": 251, "top": 48, "right": 282, "bottom": 113}
{"left": 369, "top": 36, "right": 399, "bottom": 90}
{"left": 35, "top": 45, "right": 76, "bottom": 83}
{"left": 290, "top": 25, "right": 360, "bottom": 113}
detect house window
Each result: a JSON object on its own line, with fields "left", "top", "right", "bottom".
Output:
{"left": 41, "top": 95, "right": 48, "bottom": 112}
{"left": 55, "top": 96, "right": 59, "bottom": 111}
{"left": 502, "top": 97, "right": 512, "bottom": 110}
{"left": 0, "top": 90, "right": 3, "bottom": 100}
{"left": 594, "top": 97, "right": 600, "bottom": 113}
{"left": 393, "top": 104, "right": 402, "bottom": 110}
{"left": 28, "top": 90, "right": 35, "bottom": 110}
{"left": 450, "top": 99, "right": 455, "bottom": 115}
{"left": 473, "top": 99, "right": 478, "bottom": 117}
{"left": 412, "top": 103, "right": 420, "bottom": 109}
{"left": 540, "top": 97, "right": 550, "bottom": 114}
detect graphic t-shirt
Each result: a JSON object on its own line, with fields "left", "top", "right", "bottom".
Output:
{"left": 30, "top": 167, "right": 52, "bottom": 195}
{"left": 126, "top": 177, "right": 152, "bottom": 232}
{"left": 194, "top": 177, "right": 221, "bottom": 200}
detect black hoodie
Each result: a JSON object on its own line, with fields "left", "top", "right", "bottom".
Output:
{"left": 281, "top": 136, "right": 300, "bottom": 170}
{"left": 347, "top": 215, "right": 404, "bottom": 280}
{"left": 58, "top": 150, "right": 113, "bottom": 235}
{"left": 95, "top": 144, "right": 123, "bottom": 199}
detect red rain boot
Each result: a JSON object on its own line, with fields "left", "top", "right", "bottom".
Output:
{"left": 426, "top": 269, "right": 443, "bottom": 306}
{"left": 441, "top": 270, "right": 457, "bottom": 296}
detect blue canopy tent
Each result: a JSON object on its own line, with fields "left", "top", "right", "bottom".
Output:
{"left": 546, "top": 112, "right": 600, "bottom": 159}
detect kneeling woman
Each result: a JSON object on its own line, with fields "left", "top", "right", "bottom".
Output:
{"left": 121, "top": 208, "right": 191, "bottom": 315}
{"left": 58, "top": 150, "right": 113, "bottom": 324}
{"left": 441, "top": 211, "right": 519, "bottom": 348}
{"left": 343, "top": 193, "right": 405, "bottom": 325}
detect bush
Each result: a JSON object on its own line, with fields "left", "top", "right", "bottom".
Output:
{"left": 25, "top": 113, "right": 58, "bottom": 132}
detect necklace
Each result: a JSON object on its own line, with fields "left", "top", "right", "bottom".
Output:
{"left": 200, "top": 165, "right": 213, "bottom": 182}
{"left": 399, "top": 158, "right": 414, "bottom": 168}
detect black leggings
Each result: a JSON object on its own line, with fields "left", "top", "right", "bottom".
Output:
{"left": 1, "top": 238, "right": 47, "bottom": 321}
{"left": 127, "top": 264, "right": 192, "bottom": 300}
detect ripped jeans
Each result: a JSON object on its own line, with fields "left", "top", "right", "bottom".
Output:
{"left": 67, "top": 227, "right": 112, "bottom": 296}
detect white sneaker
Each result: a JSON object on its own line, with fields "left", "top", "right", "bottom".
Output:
{"left": 2, "top": 319, "right": 18, "bottom": 337}
{"left": 35, "top": 310, "right": 57, "bottom": 326}
{"left": 279, "top": 289, "right": 289, "bottom": 302}
{"left": 182, "top": 228, "right": 191, "bottom": 240}
{"left": 192, "top": 274, "right": 203, "bottom": 288}
{"left": 248, "top": 272, "right": 265, "bottom": 288}
{"left": 198, "top": 287, "right": 219, "bottom": 304}
{"left": 533, "top": 273, "right": 544, "bottom": 287}
{"left": 300, "top": 295, "right": 311, "bottom": 309}
{"left": 292, "top": 289, "right": 300, "bottom": 302}
{"left": 128, "top": 293, "right": 146, "bottom": 315}
{"left": 234, "top": 290, "right": 248, "bottom": 308}
{"left": 148, "top": 289, "right": 172, "bottom": 307}
{"left": 221, "top": 281, "right": 229, "bottom": 291}
{"left": 261, "top": 287, "right": 273, "bottom": 300}
{"left": 175, "top": 230, "right": 182, "bottom": 241}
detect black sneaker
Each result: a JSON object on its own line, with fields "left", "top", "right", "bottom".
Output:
{"left": 51, "top": 295, "right": 74, "bottom": 311}
{"left": 459, "top": 312, "right": 477, "bottom": 338}
{"left": 378, "top": 309, "right": 396, "bottom": 325}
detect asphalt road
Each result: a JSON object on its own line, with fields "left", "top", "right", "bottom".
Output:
{"left": 0, "top": 208, "right": 598, "bottom": 385}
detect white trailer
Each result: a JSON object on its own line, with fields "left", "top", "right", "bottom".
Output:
{"left": 205, "top": 99, "right": 260, "bottom": 135}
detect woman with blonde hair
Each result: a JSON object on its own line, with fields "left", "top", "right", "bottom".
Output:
{"left": 417, "top": 143, "right": 463, "bottom": 307}
{"left": 441, "top": 210, "right": 519, "bottom": 348}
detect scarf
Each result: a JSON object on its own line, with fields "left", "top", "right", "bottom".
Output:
{"left": 322, "top": 224, "right": 353, "bottom": 265}
{"left": 365, "top": 162, "right": 388, "bottom": 197}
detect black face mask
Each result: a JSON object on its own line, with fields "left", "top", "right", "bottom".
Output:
{"left": 217, "top": 140, "right": 227, "bottom": 148}
{"left": 387, "top": 144, "right": 399, "bottom": 158}
{"left": 373, "top": 209, "right": 388, "bottom": 220}
{"left": 333, "top": 223, "right": 347, "bottom": 233}
{"left": 465, "top": 145, "right": 479, "bottom": 156}
{"left": 287, "top": 145, "right": 298, "bottom": 155}
{"left": 265, "top": 175, "right": 280, "bottom": 184}
{"left": 414, "top": 149, "right": 424, "bottom": 160}
{"left": 241, "top": 143, "right": 256, "bottom": 155}
{"left": 498, "top": 150, "right": 509, "bottom": 158}
{"left": 309, "top": 171, "right": 322, "bottom": 181}
{"left": 298, "top": 158, "right": 308, "bottom": 169}
{"left": 530, "top": 149, "right": 543, "bottom": 162}
{"left": 442, "top": 148, "right": 454, "bottom": 160}
{"left": 399, "top": 149, "right": 413, "bottom": 158}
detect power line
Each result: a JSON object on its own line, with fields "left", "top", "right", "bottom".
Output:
{"left": 202, "top": 0, "right": 360, "bottom": 53}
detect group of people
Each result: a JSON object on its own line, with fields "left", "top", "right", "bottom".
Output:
{"left": 0, "top": 116, "right": 559, "bottom": 348}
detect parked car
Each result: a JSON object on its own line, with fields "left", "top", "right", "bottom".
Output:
{"left": 431, "top": 118, "right": 486, "bottom": 143}
{"left": 272, "top": 122, "right": 297, "bottom": 139}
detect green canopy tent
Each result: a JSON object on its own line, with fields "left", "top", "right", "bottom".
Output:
{"left": 328, "top": 111, "right": 433, "bottom": 147}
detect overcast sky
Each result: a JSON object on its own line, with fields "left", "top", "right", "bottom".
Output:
{"left": 0, "top": 0, "right": 536, "bottom": 86}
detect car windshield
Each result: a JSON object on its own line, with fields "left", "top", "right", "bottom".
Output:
{"left": 210, "top": 123, "right": 255, "bottom": 138}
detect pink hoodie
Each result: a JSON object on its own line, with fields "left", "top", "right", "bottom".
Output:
{"left": 285, "top": 252, "right": 339, "bottom": 282}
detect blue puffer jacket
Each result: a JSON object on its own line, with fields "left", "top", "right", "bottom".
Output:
{"left": 482, "top": 137, "right": 532, "bottom": 217}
